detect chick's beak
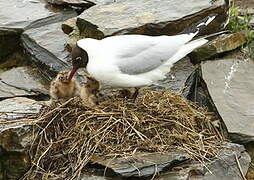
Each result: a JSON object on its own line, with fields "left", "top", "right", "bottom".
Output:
{"left": 68, "top": 67, "right": 78, "bottom": 80}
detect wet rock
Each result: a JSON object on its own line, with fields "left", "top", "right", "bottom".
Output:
{"left": 92, "top": 0, "right": 117, "bottom": 5}
{"left": 21, "top": 20, "right": 75, "bottom": 80}
{"left": 149, "top": 57, "right": 196, "bottom": 95}
{"left": 201, "top": 58, "right": 254, "bottom": 143}
{"left": 156, "top": 143, "right": 250, "bottom": 180}
{"left": 76, "top": 0, "right": 227, "bottom": 39}
{"left": 0, "top": 97, "right": 43, "bottom": 180}
{"left": 189, "top": 32, "right": 247, "bottom": 64}
{"left": 0, "top": 151, "right": 30, "bottom": 180}
{"left": 250, "top": 17, "right": 254, "bottom": 27}
{"left": 245, "top": 142, "right": 254, "bottom": 179}
{"left": 93, "top": 152, "right": 189, "bottom": 177}
{"left": 91, "top": 143, "right": 250, "bottom": 179}
{"left": 0, "top": 0, "right": 77, "bottom": 66}
{"left": 0, "top": 51, "right": 27, "bottom": 69}
{"left": 46, "top": 0, "right": 95, "bottom": 8}
{"left": 0, "top": 67, "right": 48, "bottom": 99}
{"left": 0, "top": 28, "right": 22, "bottom": 61}
{"left": 62, "top": 17, "right": 77, "bottom": 35}
{"left": 0, "top": 97, "right": 43, "bottom": 122}
{"left": 0, "top": 0, "right": 76, "bottom": 30}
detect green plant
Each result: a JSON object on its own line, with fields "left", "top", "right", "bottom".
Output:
{"left": 227, "top": 3, "right": 254, "bottom": 58}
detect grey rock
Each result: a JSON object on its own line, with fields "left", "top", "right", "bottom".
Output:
{"left": 156, "top": 143, "right": 250, "bottom": 180}
{"left": 0, "top": 0, "right": 77, "bottom": 65}
{"left": 91, "top": 143, "right": 250, "bottom": 179}
{"left": 94, "top": 152, "right": 189, "bottom": 177}
{"left": 0, "top": 51, "right": 27, "bottom": 69}
{"left": 0, "top": 81, "right": 32, "bottom": 100}
{"left": 91, "top": 0, "right": 117, "bottom": 5}
{"left": 0, "top": 28, "right": 22, "bottom": 61}
{"left": 0, "top": 67, "right": 48, "bottom": 99}
{"left": 201, "top": 59, "right": 254, "bottom": 143}
{"left": 76, "top": 0, "right": 227, "bottom": 39}
{"left": 250, "top": 16, "right": 254, "bottom": 27}
{"left": 21, "top": 20, "right": 74, "bottom": 80}
{"left": 0, "top": 0, "right": 76, "bottom": 30}
{"left": 46, "top": 0, "right": 95, "bottom": 8}
{"left": 0, "top": 151, "right": 30, "bottom": 180}
{"left": 149, "top": 57, "right": 196, "bottom": 95}
{"left": 0, "top": 97, "right": 43, "bottom": 122}
{"left": 189, "top": 32, "right": 247, "bottom": 64}
{"left": 0, "top": 97, "right": 43, "bottom": 180}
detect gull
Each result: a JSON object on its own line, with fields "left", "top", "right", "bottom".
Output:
{"left": 68, "top": 15, "right": 216, "bottom": 99}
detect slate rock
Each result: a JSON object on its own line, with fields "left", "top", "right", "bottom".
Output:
{"left": 0, "top": 0, "right": 76, "bottom": 30}
{"left": 189, "top": 31, "right": 247, "bottom": 64}
{"left": 0, "top": 66, "right": 48, "bottom": 99}
{"left": 21, "top": 20, "right": 75, "bottom": 80}
{"left": 0, "top": 151, "right": 30, "bottom": 180}
{"left": 0, "top": 0, "right": 77, "bottom": 64}
{"left": 0, "top": 97, "right": 44, "bottom": 180}
{"left": 149, "top": 57, "right": 196, "bottom": 95}
{"left": 0, "top": 28, "right": 22, "bottom": 61}
{"left": 46, "top": 0, "right": 95, "bottom": 8}
{"left": 91, "top": 143, "right": 250, "bottom": 179}
{"left": 93, "top": 152, "right": 189, "bottom": 177}
{"left": 76, "top": 0, "right": 227, "bottom": 39}
{"left": 156, "top": 143, "right": 250, "bottom": 180}
{"left": 201, "top": 58, "right": 254, "bottom": 143}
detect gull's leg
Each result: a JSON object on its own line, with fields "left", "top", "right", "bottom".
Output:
{"left": 118, "top": 89, "right": 132, "bottom": 98}
{"left": 132, "top": 88, "right": 140, "bottom": 101}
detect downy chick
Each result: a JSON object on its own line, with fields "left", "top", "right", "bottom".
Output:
{"left": 80, "top": 76, "right": 100, "bottom": 106}
{"left": 50, "top": 71, "right": 79, "bottom": 104}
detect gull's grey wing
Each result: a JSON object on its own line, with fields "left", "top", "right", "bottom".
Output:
{"left": 101, "top": 35, "right": 193, "bottom": 75}
{"left": 117, "top": 43, "right": 173, "bottom": 75}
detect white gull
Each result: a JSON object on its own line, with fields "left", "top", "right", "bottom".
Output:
{"left": 68, "top": 15, "right": 216, "bottom": 92}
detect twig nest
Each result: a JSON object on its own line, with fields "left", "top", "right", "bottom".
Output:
{"left": 23, "top": 90, "right": 224, "bottom": 179}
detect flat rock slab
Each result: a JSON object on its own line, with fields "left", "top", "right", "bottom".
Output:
{"left": 76, "top": 0, "right": 227, "bottom": 38}
{"left": 0, "top": 97, "right": 43, "bottom": 122}
{"left": 0, "top": 66, "right": 48, "bottom": 99}
{"left": 201, "top": 59, "right": 254, "bottom": 143}
{"left": 23, "top": 21, "right": 71, "bottom": 63}
{"left": 46, "top": 0, "right": 95, "bottom": 8}
{"left": 156, "top": 143, "right": 250, "bottom": 180}
{"left": 0, "top": 97, "right": 44, "bottom": 179}
{"left": 189, "top": 31, "right": 247, "bottom": 64}
{"left": 0, "top": 97, "right": 42, "bottom": 150}
{"left": 0, "top": 0, "right": 76, "bottom": 30}
{"left": 93, "top": 152, "right": 189, "bottom": 177}
{"left": 91, "top": 143, "right": 250, "bottom": 179}
{"left": 21, "top": 21, "right": 73, "bottom": 80}
{"left": 0, "top": 28, "right": 22, "bottom": 60}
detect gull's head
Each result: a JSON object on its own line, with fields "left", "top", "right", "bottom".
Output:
{"left": 68, "top": 44, "right": 89, "bottom": 80}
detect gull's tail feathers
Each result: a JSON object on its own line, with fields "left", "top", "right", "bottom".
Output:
{"left": 166, "top": 38, "right": 208, "bottom": 66}
{"left": 184, "top": 15, "right": 217, "bottom": 37}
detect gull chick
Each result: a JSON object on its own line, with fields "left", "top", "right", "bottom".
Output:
{"left": 50, "top": 71, "right": 79, "bottom": 104}
{"left": 80, "top": 76, "right": 100, "bottom": 106}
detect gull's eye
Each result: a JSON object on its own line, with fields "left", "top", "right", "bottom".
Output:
{"left": 76, "top": 57, "right": 81, "bottom": 61}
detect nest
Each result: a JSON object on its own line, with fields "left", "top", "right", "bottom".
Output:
{"left": 21, "top": 90, "right": 225, "bottom": 180}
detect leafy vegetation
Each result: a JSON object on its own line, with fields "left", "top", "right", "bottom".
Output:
{"left": 227, "top": 2, "right": 254, "bottom": 58}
